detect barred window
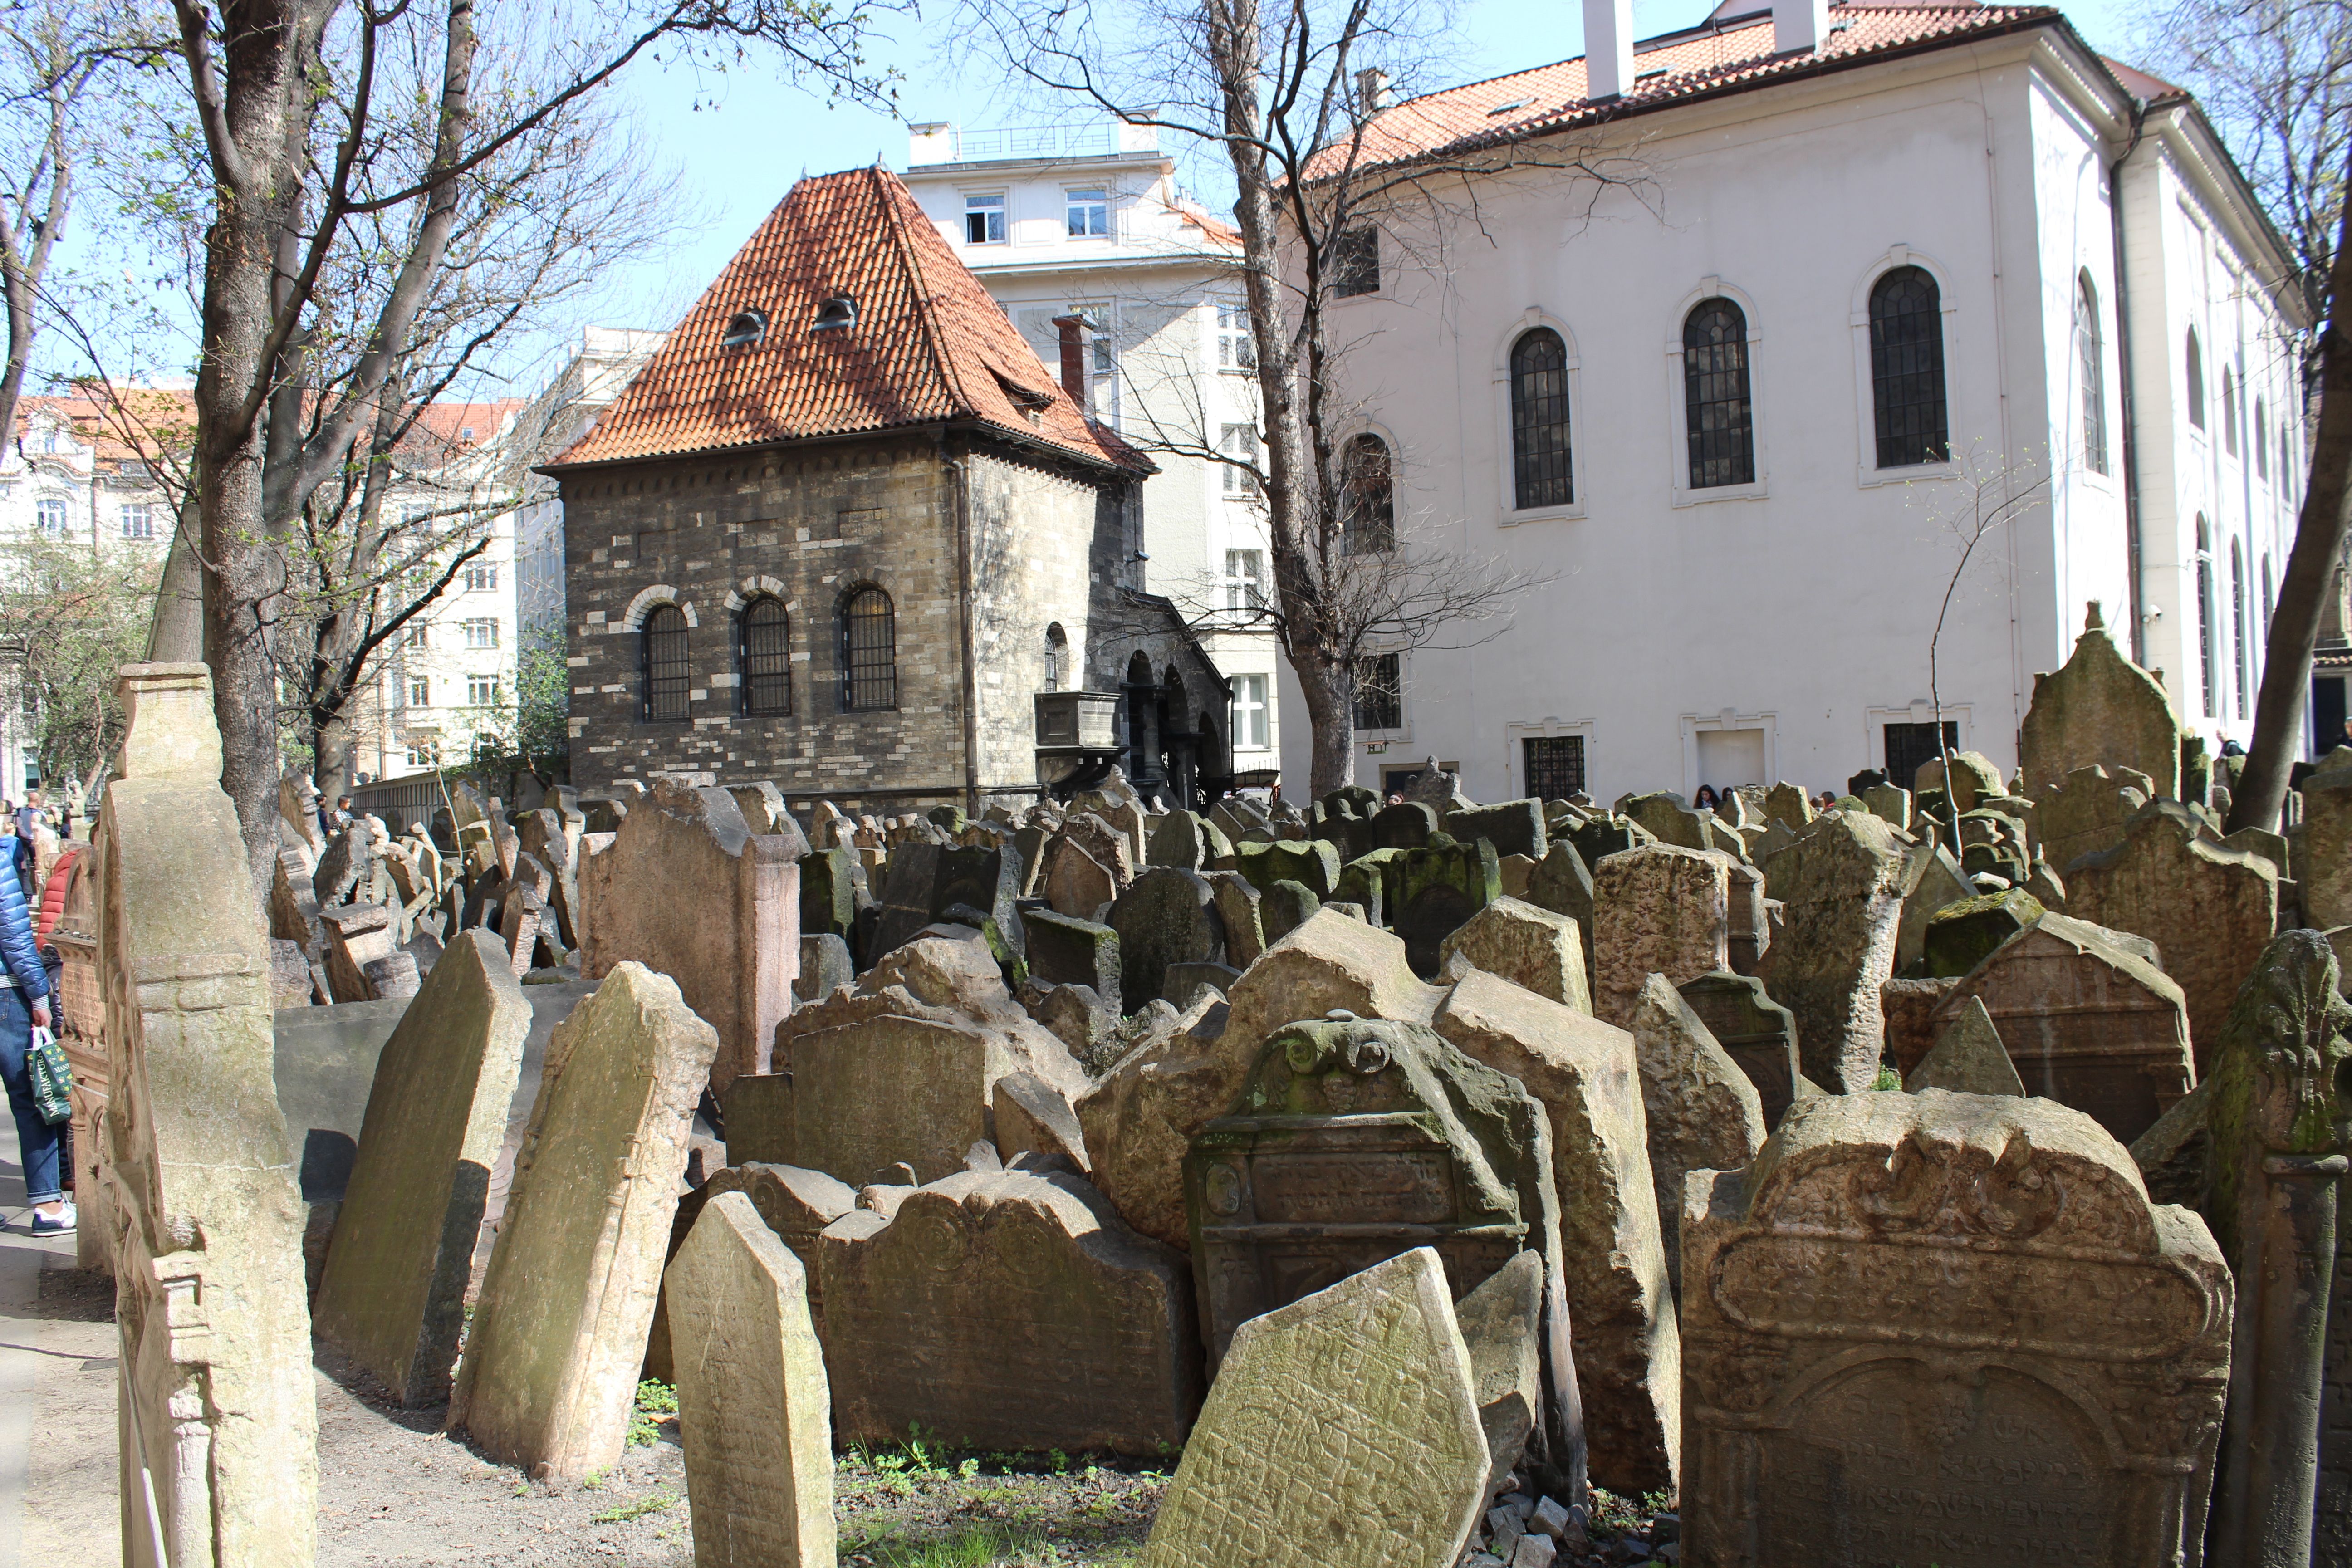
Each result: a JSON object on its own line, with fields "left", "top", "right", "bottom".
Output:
{"left": 1522, "top": 735, "right": 1585, "bottom": 799}
{"left": 2078, "top": 274, "right": 2108, "bottom": 475}
{"left": 1353, "top": 652, "right": 1402, "bottom": 731}
{"left": 2195, "top": 517, "right": 2215, "bottom": 718}
{"left": 1341, "top": 433, "right": 1395, "bottom": 554}
{"left": 1868, "top": 267, "right": 1948, "bottom": 467}
{"left": 642, "top": 604, "right": 689, "bottom": 722}
{"left": 842, "top": 586, "right": 897, "bottom": 711}
{"left": 741, "top": 595, "right": 791, "bottom": 716}
{"left": 1682, "top": 299, "right": 1754, "bottom": 489}
{"left": 2185, "top": 330, "right": 2204, "bottom": 429}
{"left": 1883, "top": 720, "right": 1958, "bottom": 791}
{"left": 1510, "top": 328, "right": 1573, "bottom": 509}
{"left": 1332, "top": 226, "right": 1379, "bottom": 298}
{"left": 2222, "top": 368, "right": 2237, "bottom": 457}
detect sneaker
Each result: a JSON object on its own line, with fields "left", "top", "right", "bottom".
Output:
{"left": 29, "top": 1202, "right": 74, "bottom": 1235}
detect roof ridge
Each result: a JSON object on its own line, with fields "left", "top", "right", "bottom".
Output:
{"left": 871, "top": 165, "right": 979, "bottom": 422}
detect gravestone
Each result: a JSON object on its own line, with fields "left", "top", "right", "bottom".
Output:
{"left": 1681, "top": 1090, "right": 2231, "bottom": 1568}
{"left": 1723, "top": 856, "right": 1768, "bottom": 976}
{"left": 1903, "top": 995, "right": 2025, "bottom": 1096}
{"left": 448, "top": 963, "right": 721, "bottom": 1480}
{"left": 1627, "top": 975, "right": 1764, "bottom": 1297}
{"left": 992, "top": 1069, "right": 1091, "bottom": 1171}
{"left": 1591, "top": 844, "right": 1730, "bottom": 1029}
{"left": 800, "top": 846, "right": 858, "bottom": 943}
{"left": 1676, "top": 971, "right": 1802, "bottom": 1131}
{"left": 2017, "top": 601, "right": 2182, "bottom": 798}
{"left": 936, "top": 845, "right": 1024, "bottom": 958}
{"left": 1921, "top": 888, "right": 2046, "bottom": 978}
{"left": 1763, "top": 782, "right": 1813, "bottom": 831}
{"left": 1393, "top": 835, "right": 1504, "bottom": 978}
{"left": 1236, "top": 838, "right": 1343, "bottom": 899}
{"left": 1892, "top": 841, "right": 1973, "bottom": 972}
{"left": 1259, "top": 878, "right": 1321, "bottom": 945}
{"left": 1861, "top": 782, "right": 1912, "bottom": 831}
{"left": 786, "top": 1015, "right": 1030, "bottom": 1184}
{"left": 1024, "top": 909, "right": 1123, "bottom": 1011}
{"left": 2303, "top": 747, "right": 2352, "bottom": 931}
{"left": 1333, "top": 847, "right": 1401, "bottom": 925}
{"left": 819, "top": 1166, "right": 1200, "bottom": 1454}
{"left": 1568, "top": 814, "right": 1653, "bottom": 870}
{"left": 666, "top": 1191, "right": 836, "bottom": 1568}
{"left": 1109, "top": 867, "right": 1227, "bottom": 1009}
{"left": 1446, "top": 799, "right": 1548, "bottom": 861}
{"left": 2066, "top": 801, "right": 2278, "bottom": 1069}
{"left": 794, "top": 932, "right": 854, "bottom": 1003}
{"left": 1437, "top": 896, "right": 1591, "bottom": 1013}
{"left": 1913, "top": 750, "right": 2005, "bottom": 813}
{"left": 1205, "top": 872, "right": 1265, "bottom": 969}
{"left": 699, "top": 1162, "right": 858, "bottom": 1337}
{"left": 1755, "top": 811, "right": 1910, "bottom": 1093}
{"left": 320, "top": 900, "right": 420, "bottom": 1002}
{"left": 314, "top": 930, "right": 530, "bottom": 1406}
{"left": 1523, "top": 839, "right": 1597, "bottom": 969}
{"left": 1620, "top": 793, "right": 1710, "bottom": 852}
{"left": 1139, "top": 1247, "right": 1486, "bottom": 1568}
{"left": 1880, "top": 975, "right": 1960, "bottom": 1079}
{"left": 1044, "top": 836, "right": 1118, "bottom": 920}
{"left": 2029, "top": 763, "right": 2153, "bottom": 873}
{"left": 579, "top": 778, "right": 799, "bottom": 1091}
{"left": 1150, "top": 810, "right": 1231, "bottom": 870}
{"left": 1373, "top": 800, "right": 1441, "bottom": 850}
{"left": 873, "top": 842, "right": 948, "bottom": 956}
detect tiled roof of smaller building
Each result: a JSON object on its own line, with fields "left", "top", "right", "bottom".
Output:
{"left": 1308, "top": 2, "right": 2069, "bottom": 179}
{"left": 549, "top": 165, "right": 1151, "bottom": 475}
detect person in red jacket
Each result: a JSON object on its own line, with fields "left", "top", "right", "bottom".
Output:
{"left": 36, "top": 848, "right": 77, "bottom": 943}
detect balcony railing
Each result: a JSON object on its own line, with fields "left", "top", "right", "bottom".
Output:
{"left": 911, "top": 120, "right": 1158, "bottom": 164}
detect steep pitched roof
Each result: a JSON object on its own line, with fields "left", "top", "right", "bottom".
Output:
{"left": 1308, "top": 2, "right": 2067, "bottom": 179}
{"left": 548, "top": 166, "right": 1149, "bottom": 475}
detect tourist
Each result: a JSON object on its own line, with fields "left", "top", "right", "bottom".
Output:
{"left": 1693, "top": 785, "right": 1721, "bottom": 812}
{"left": 0, "top": 826, "right": 63, "bottom": 1234}
{"left": 2219, "top": 735, "right": 2245, "bottom": 758}
{"left": 15, "top": 792, "right": 40, "bottom": 841}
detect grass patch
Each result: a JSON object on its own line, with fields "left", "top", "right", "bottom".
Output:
{"left": 853, "top": 1520, "right": 1054, "bottom": 1566}
{"left": 627, "top": 1380, "right": 677, "bottom": 1448}
{"left": 589, "top": 1490, "right": 679, "bottom": 1525}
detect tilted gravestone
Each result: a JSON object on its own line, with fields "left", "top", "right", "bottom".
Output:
{"left": 1627, "top": 975, "right": 1763, "bottom": 1297}
{"left": 666, "top": 1191, "right": 836, "bottom": 1568}
{"left": 1436, "top": 895, "right": 1591, "bottom": 1013}
{"left": 1445, "top": 799, "right": 1548, "bottom": 861}
{"left": 1892, "top": 840, "right": 1973, "bottom": 972}
{"left": 1140, "top": 1246, "right": 1488, "bottom": 1568}
{"left": 1372, "top": 800, "right": 1440, "bottom": 850}
{"left": 447, "top": 963, "right": 721, "bottom": 1480}
{"left": 1681, "top": 1090, "right": 2230, "bottom": 1568}
{"left": 699, "top": 1162, "right": 858, "bottom": 1338}
{"left": 314, "top": 930, "right": 530, "bottom": 1406}
{"left": 1903, "top": 995, "right": 2026, "bottom": 1097}
{"left": 2017, "top": 601, "right": 2182, "bottom": 799}
{"left": 800, "top": 846, "right": 858, "bottom": 943}
{"left": 2028, "top": 763, "right": 2153, "bottom": 874}
{"left": 1108, "top": 867, "right": 1227, "bottom": 1009}
{"left": 1677, "top": 970, "right": 1802, "bottom": 1132}
{"left": 1755, "top": 811, "right": 1910, "bottom": 1093}
{"left": 819, "top": 1166, "right": 1201, "bottom": 1455}
{"left": 1920, "top": 888, "right": 2046, "bottom": 978}
{"left": 1592, "top": 843, "right": 1730, "bottom": 1030}
{"left": 1235, "top": 838, "right": 1343, "bottom": 899}
{"left": 1569, "top": 814, "right": 1654, "bottom": 870}
{"left": 1024, "top": 909, "right": 1123, "bottom": 1012}
{"left": 1392, "top": 833, "right": 1503, "bottom": 978}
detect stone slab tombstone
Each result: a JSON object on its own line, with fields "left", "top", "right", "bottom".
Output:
{"left": 1524, "top": 840, "right": 1598, "bottom": 976}
{"left": 578, "top": 777, "right": 799, "bottom": 1092}
{"left": 1205, "top": 871, "right": 1265, "bottom": 969}
{"left": 1393, "top": 834, "right": 1504, "bottom": 978}
{"left": 1681, "top": 1089, "right": 2231, "bottom": 1568}
{"left": 447, "top": 963, "right": 720, "bottom": 1480}
{"left": 1627, "top": 975, "right": 1764, "bottom": 1298}
{"left": 819, "top": 1167, "right": 1201, "bottom": 1455}
{"left": 1023, "top": 909, "right": 1123, "bottom": 1011}
{"left": 666, "top": 1190, "right": 836, "bottom": 1568}
{"left": 95, "top": 664, "right": 319, "bottom": 1568}
{"left": 2017, "top": 602, "right": 2182, "bottom": 799}
{"left": 1139, "top": 1246, "right": 1487, "bottom": 1568}
{"left": 1436, "top": 895, "right": 1592, "bottom": 1014}
{"left": 1373, "top": 800, "right": 1441, "bottom": 851}
{"left": 2302, "top": 747, "right": 2352, "bottom": 931}
{"left": 2028, "top": 763, "right": 2154, "bottom": 873}
{"left": 799, "top": 846, "right": 858, "bottom": 941}
{"left": 1755, "top": 811, "right": 1911, "bottom": 1093}
{"left": 1109, "top": 867, "right": 1227, "bottom": 1010}
{"left": 1892, "top": 841, "right": 1973, "bottom": 973}
{"left": 1043, "top": 836, "right": 1118, "bottom": 920}
{"left": 1592, "top": 843, "right": 1730, "bottom": 1030}
{"left": 1236, "top": 838, "right": 1343, "bottom": 900}
{"left": 699, "top": 1161, "right": 857, "bottom": 1337}
{"left": 1676, "top": 971, "right": 1802, "bottom": 1132}
{"left": 1446, "top": 799, "right": 1548, "bottom": 861}
{"left": 872, "top": 841, "right": 947, "bottom": 956}
{"left": 313, "top": 931, "right": 530, "bottom": 1407}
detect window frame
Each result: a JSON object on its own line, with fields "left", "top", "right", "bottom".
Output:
{"left": 1865, "top": 265, "right": 1950, "bottom": 470}
{"left": 1678, "top": 709, "right": 1778, "bottom": 800}
{"left": 2185, "top": 328, "right": 2205, "bottom": 432}
{"left": 407, "top": 675, "right": 431, "bottom": 708}
{"left": 32, "top": 497, "right": 67, "bottom": 539}
{"left": 118, "top": 502, "right": 154, "bottom": 539}
{"left": 1351, "top": 649, "right": 1407, "bottom": 738}
{"left": 467, "top": 675, "right": 502, "bottom": 709}
{"left": 1230, "top": 672, "right": 1271, "bottom": 751}
{"left": 1215, "top": 300, "right": 1256, "bottom": 373}
{"left": 1330, "top": 225, "right": 1380, "bottom": 299}
{"left": 2077, "top": 271, "right": 2110, "bottom": 478}
{"left": 1665, "top": 279, "right": 1767, "bottom": 506}
{"left": 840, "top": 584, "right": 898, "bottom": 713}
{"left": 739, "top": 594, "right": 793, "bottom": 718}
{"left": 2230, "top": 536, "right": 2249, "bottom": 719}
{"left": 461, "top": 617, "right": 500, "bottom": 650}
{"left": 1339, "top": 431, "right": 1396, "bottom": 554}
{"left": 1223, "top": 548, "right": 1266, "bottom": 613}
{"left": 1063, "top": 186, "right": 1110, "bottom": 239}
{"left": 2195, "top": 515, "right": 2217, "bottom": 720}
{"left": 963, "top": 191, "right": 1007, "bottom": 246}
{"left": 1849, "top": 250, "right": 1960, "bottom": 486}
{"left": 1508, "top": 328, "right": 1574, "bottom": 513}
{"left": 642, "top": 603, "right": 691, "bottom": 723}
{"left": 1512, "top": 726, "right": 1593, "bottom": 801}
{"left": 1492, "top": 312, "right": 1585, "bottom": 522}
{"left": 1218, "top": 423, "right": 1262, "bottom": 498}
{"left": 463, "top": 561, "right": 498, "bottom": 593}
{"left": 2221, "top": 366, "right": 2238, "bottom": 459}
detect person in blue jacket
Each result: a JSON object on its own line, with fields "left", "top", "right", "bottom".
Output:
{"left": 0, "top": 834, "right": 60, "bottom": 1233}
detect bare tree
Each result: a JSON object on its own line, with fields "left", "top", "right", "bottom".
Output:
{"left": 960, "top": 0, "right": 1638, "bottom": 794}
{"left": 153, "top": 0, "right": 897, "bottom": 904}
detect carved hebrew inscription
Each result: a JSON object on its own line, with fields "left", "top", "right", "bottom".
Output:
{"left": 1250, "top": 1152, "right": 1452, "bottom": 1225}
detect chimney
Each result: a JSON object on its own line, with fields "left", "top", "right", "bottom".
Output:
{"left": 1052, "top": 314, "right": 1092, "bottom": 412}
{"left": 1583, "top": 0, "right": 1633, "bottom": 99}
{"left": 1357, "top": 68, "right": 1389, "bottom": 113}
{"left": 1774, "top": 0, "right": 1828, "bottom": 54}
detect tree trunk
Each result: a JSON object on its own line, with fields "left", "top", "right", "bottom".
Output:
{"left": 311, "top": 709, "right": 357, "bottom": 801}
{"left": 1297, "top": 655, "right": 1355, "bottom": 795}
{"left": 2230, "top": 145, "right": 2352, "bottom": 835}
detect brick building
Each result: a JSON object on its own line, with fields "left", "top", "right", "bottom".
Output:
{"left": 546, "top": 166, "right": 1227, "bottom": 811}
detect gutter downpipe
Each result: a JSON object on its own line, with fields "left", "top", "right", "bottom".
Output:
{"left": 2112, "top": 98, "right": 2151, "bottom": 665}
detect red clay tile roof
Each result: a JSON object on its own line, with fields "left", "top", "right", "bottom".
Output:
{"left": 548, "top": 166, "right": 1150, "bottom": 475}
{"left": 1309, "top": 2, "right": 2070, "bottom": 179}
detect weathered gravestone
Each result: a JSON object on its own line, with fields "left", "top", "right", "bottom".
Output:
{"left": 666, "top": 1191, "right": 836, "bottom": 1568}
{"left": 1920, "top": 888, "right": 2046, "bottom": 978}
{"left": 1392, "top": 835, "right": 1504, "bottom": 978}
{"left": 1436, "top": 895, "right": 1591, "bottom": 1013}
{"left": 1892, "top": 841, "right": 1973, "bottom": 972}
{"left": 2066, "top": 800, "right": 2278, "bottom": 1070}
{"left": 1680, "top": 1090, "right": 2231, "bottom": 1568}
{"left": 1913, "top": 749, "right": 2005, "bottom": 813}
{"left": 2028, "top": 763, "right": 2154, "bottom": 873}
{"left": 319, "top": 900, "right": 420, "bottom": 1002}
{"left": 699, "top": 1162, "right": 858, "bottom": 1336}
{"left": 579, "top": 777, "right": 799, "bottom": 1090}
{"left": 1592, "top": 843, "right": 1730, "bottom": 1030}
{"left": 2303, "top": 747, "right": 2352, "bottom": 931}
{"left": 1903, "top": 995, "right": 2025, "bottom": 1096}
{"left": 1043, "top": 836, "right": 1118, "bottom": 920}
{"left": 1763, "top": 782, "right": 1813, "bottom": 832}
{"left": 1755, "top": 810, "right": 1910, "bottom": 1093}
{"left": 2017, "top": 601, "right": 2182, "bottom": 799}
{"left": 314, "top": 930, "right": 530, "bottom": 1406}
{"left": 1024, "top": 909, "right": 1122, "bottom": 1010}
{"left": 1373, "top": 800, "right": 1440, "bottom": 850}
{"left": 1236, "top": 838, "right": 1343, "bottom": 900}
{"left": 820, "top": 1166, "right": 1200, "bottom": 1454}
{"left": 94, "top": 664, "right": 318, "bottom": 1566}
{"left": 1205, "top": 871, "right": 1265, "bottom": 969}
{"left": 1446, "top": 799, "right": 1548, "bottom": 861}
{"left": 1109, "top": 867, "right": 1227, "bottom": 1009}
{"left": 799, "top": 845, "right": 858, "bottom": 945}
{"left": 1140, "top": 1246, "right": 1488, "bottom": 1568}
{"left": 1677, "top": 970, "right": 1802, "bottom": 1131}
{"left": 448, "top": 963, "right": 720, "bottom": 1479}
{"left": 1259, "top": 879, "right": 1321, "bottom": 946}
{"left": 1627, "top": 975, "right": 1764, "bottom": 1297}
{"left": 1935, "top": 911, "right": 2191, "bottom": 1144}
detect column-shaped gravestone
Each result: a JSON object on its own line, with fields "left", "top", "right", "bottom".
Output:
{"left": 448, "top": 962, "right": 720, "bottom": 1479}
{"left": 97, "top": 664, "right": 319, "bottom": 1568}
{"left": 313, "top": 930, "right": 529, "bottom": 1406}
{"left": 1755, "top": 811, "right": 1909, "bottom": 1093}
{"left": 666, "top": 1191, "right": 836, "bottom": 1568}
{"left": 1592, "top": 844, "right": 1729, "bottom": 1030}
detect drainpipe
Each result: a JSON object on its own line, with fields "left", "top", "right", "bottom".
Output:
{"left": 947, "top": 442, "right": 982, "bottom": 813}
{"left": 2111, "top": 99, "right": 2150, "bottom": 665}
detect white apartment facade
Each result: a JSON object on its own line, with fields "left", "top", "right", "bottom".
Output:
{"left": 900, "top": 122, "right": 1287, "bottom": 777}
{"left": 1289, "top": 0, "right": 2309, "bottom": 804}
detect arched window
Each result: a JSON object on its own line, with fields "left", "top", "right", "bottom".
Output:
{"left": 1509, "top": 328, "right": 1573, "bottom": 507}
{"left": 2255, "top": 399, "right": 2269, "bottom": 480}
{"left": 1683, "top": 299, "right": 1755, "bottom": 489}
{"left": 2185, "top": 330, "right": 2204, "bottom": 429}
{"left": 1341, "top": 432, "right": 1396, "bottom": 553}
{"left": 2077, "top": 274, "right": 2108, "bottom": 475}
{"left": 2195, "top": 517, "right": 2215, "bottom": 719}
{"left": 642, "top": 604, "right": 689, "bottom": 722}
{"left": 740, "top": 595, "right": 791, "bottom": 716}
{"left": 841, "top": 586, "right": 896, "bottom": 710}
{"left": 2231, "top": 538, "right": 2249, "bottom": 718}
{"left": 1044, "top": 622, "right": 1068, "bottom": 691}
{"left": 1868, "top": 266, "right": 1947, "bottom": 467}
{"left": 2221, "top": 368, "right": 2237, "bottom": 457}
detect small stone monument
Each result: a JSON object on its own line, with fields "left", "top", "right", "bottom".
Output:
{"left": 2017, "top": 602, "right": 2183, "bottom": 798}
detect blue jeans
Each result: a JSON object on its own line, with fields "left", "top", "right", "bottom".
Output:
{"left": 0, "top": 985, "right": 59, "bottom": 1205}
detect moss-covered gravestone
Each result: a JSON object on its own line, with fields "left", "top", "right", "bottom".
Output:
{"left": 1392, "top": 834, "right": 1502, "bottom": 978}
{"left": 2017, "top": 602, "right": 2181, "bottom": 799}
{"left": 1678, "top": 970, "right": 1803, "bottom": 1131}
{"left": 1107, "top": 867, "right": 1226, "bottom": 1009}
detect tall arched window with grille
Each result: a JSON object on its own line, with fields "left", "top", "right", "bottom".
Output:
{"left": 642, "top": 604, "right": 689, "bottom": 722}
{"left": 1868, "top": 266, "right": 1947, "bottom": 467}
{"left": 1509, "top": 328, "right": 1572, "bottom": 507}
{"left": 2195, "top": 517, "right": 2215, "bottom": 718}
{"left": 2185, "top": 329, "right": 2204, "bottom": 429}
{"left": 1044, "top": 622, "right": 1068, "bottom": 691}
{"left": 2077, "top": 274, "right": 2108, "bottom": 475}
{"left": 2231, "top": 539, "right": 2249, "bottom": 718}
{"left": 1683, "top": 299, "right": 1754, "bottom": 488}
{"left": 739, "top": 595, "right": 791, "bottom": 715}
{"left": 1341, "top": 433, "right": 1396, "bottom": 553}
{"left": 841, "top": 586, "right": 897, "bottom": 711}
